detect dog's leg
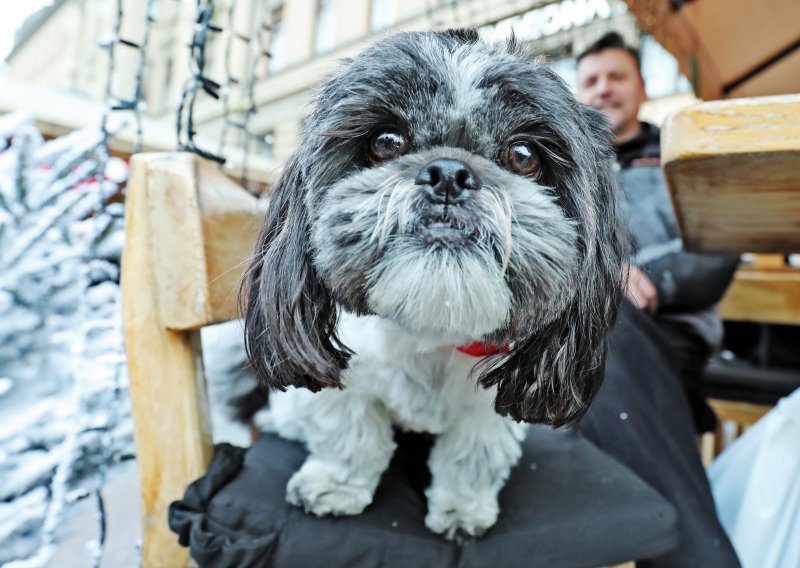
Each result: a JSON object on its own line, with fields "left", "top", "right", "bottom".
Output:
{"left": 425, "top": 412, "right": 527, "bottom": 540}
{"left": 284, "top": 388, "right": 396, "bottom": 517}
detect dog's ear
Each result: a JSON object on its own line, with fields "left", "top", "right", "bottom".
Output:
{"left": 479, "top": 294, "right": 616, "bottom": 427}
{"left": 479, "top": 103, "right": 625, "bottom": 426}
{"left": 241, "top": 155, "right": 351, "bottom": 392}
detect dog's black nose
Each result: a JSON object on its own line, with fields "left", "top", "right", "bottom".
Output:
{"left": 415, "top": 158, "right": 481, "bottom": 203}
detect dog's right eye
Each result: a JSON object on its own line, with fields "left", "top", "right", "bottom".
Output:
{"left": 369, "top": 131, "right": 408, "bottom": 163}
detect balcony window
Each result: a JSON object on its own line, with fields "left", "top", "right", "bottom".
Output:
{"left": 315, "top": 0, "right": 335, "bottom": 54}
{"left": 269, "top": 6, "right": 284, "bottom": 73}
{"left": 370, "top": 0, "right": 397, "bottom": 31}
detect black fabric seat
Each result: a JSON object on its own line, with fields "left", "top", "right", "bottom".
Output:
{"left": 169, "top": 425, "right": 677, "bottom": 568}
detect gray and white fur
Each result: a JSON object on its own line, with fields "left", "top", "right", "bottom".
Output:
{"left": 242, "top": 29, "right": 625, "bottom": 539}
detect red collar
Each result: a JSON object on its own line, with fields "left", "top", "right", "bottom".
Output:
{"left": 455, "top": 342, "right": 510, "bottom": 357}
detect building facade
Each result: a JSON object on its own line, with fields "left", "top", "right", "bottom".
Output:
{"left": 7, "top": 0, "right": 691, "bottom": 167}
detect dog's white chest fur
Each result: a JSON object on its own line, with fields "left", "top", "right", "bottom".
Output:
{"left": 337, "top": 312, "right": 494, "bottom": 434}
{"left": 257, "top": 311, "right": 527, "bottom": 539}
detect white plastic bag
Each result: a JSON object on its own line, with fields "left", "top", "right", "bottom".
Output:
{"left": 708, "top": 388, "right": 800, "bottom": 568}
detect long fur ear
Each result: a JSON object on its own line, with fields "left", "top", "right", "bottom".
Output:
{"left": 479, "top": 104, "right": 627, "bottom": 426}
{"left": 241, "top": 155, "right": 351, "bottom": 392}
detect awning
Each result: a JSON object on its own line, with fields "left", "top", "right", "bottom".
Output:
{"left": 624, "top": 0, "right": 800, "bottom": 100}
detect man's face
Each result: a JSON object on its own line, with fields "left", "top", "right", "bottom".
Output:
{"left": 576, "top": 48, "right": 646, "bottom": 143}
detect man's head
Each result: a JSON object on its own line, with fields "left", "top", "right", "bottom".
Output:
{"left": 576, "top": 32, "right": 646, "bottom": 144}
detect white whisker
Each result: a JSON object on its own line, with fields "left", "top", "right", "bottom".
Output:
{"left": 485, "top": 189, "right": 513, "bottom": 278}
{"left": 379, "top": 181, "right": 405, "bottom": 249}
{"left": 369, "top": 171, "right": 404, "bottom": 243}
{"left": 397, "top": 184, "right": 418, "bottom": 233}
{"left": 370, "top": 184, "right": 394, "bottom": 243}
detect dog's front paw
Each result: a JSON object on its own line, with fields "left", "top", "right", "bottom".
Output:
{"left": 286, "top": 460, "right": 374, "bottom": 517}
{"left": 425, "top": 490, "right": 499, "bottom": 541}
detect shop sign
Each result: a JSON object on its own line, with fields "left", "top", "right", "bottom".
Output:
{"left": 481, "top": 0, "right": 614, "bottom": 43}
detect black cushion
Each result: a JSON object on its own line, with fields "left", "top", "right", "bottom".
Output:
{"left": 169, "top": 426, "right": 677, "bottom": 568}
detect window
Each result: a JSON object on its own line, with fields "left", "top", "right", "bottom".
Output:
{"left": 257, "top": 130, "right": 275, "bottom": 160}
{"left": 164, "top": 56, "right": 174, "bottom": 93}
{"left": 269, "top": 6, "right": 285, "bottom": 73}
{"left": 640, "top": 35, "right": 692, "bottom": 99}
{"left": 370, "top": 0, "right": 397, "bottom": 31}
{"left": 547, "top": 56, "right": 577, "bottom": 93}
{"left": 315, "top": 0, "right": 336, "bottom": 54}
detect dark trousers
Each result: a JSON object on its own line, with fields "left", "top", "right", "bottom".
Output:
{"left": 656, "top": 317, "right": 719, "bottom": 434}
{"left": 577, "top": 302, "right": 740, "bottom": 568}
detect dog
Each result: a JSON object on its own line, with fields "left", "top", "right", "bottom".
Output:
{"left": 241, "top": 29, "right": 625, "bottom": 540}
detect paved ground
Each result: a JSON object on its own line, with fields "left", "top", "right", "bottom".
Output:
{"left": 49, "top": 411, "right": 251, "bottom": 567}
{"left": 51, "top": 460, "right": 141, "bottom": 567}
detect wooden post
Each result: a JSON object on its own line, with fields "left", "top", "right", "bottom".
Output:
{"left": 121, "top": 154, "right": 214, "bottom": 567}
{"left": 121, "top": 153, "right": 262, "bottom": 566}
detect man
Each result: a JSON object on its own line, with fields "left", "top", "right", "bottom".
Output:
{"left": 574, "top": 32, "right": 741, "bottom": 567}
{"left": 576, "top": 32, "right": 739, "bottom": 433}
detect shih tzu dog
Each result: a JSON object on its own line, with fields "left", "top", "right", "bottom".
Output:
{"left": 242, "top": 29, "right": 624, "bottom": 540}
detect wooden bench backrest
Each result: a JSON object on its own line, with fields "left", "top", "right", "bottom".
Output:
{"left": 121, "top": 153, "right": 262, "bottom": 566}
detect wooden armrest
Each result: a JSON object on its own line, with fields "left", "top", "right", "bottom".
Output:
{"left": 662, "top": 95, "right": 800, "bottom": 254}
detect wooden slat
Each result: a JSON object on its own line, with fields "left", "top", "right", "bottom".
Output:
{"left": 661, "top": 95, "right": 800, "bottom": 254}
{"left": 196, "top": 159, "right": 264, "bottom": 327}
{"left": 718, "top": 268, "right": 800, "bottom": 325}
{"left": 140, "top": 153, "right": 263, "bottom": 330}
{"left": 749, "top": 254, "right": 789, "bottom": 270}
{"left": 121, "top": 154, "right": 216, "bottom": 567}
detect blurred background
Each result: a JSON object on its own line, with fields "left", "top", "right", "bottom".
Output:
{"left": 0, "top": 0, "right": 699, "bottom": 173}
{"left": 0, "top": 0, "right": 798, "bottom": 566}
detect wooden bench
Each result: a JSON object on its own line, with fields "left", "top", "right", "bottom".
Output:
{"left": 121, "top": 152, "right": 679, "bottom": 567}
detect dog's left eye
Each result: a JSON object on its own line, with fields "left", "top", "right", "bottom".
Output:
{"left": 369, "top": 131, "right": 409, "bottom": 163}
{"left": 501, "top": 141, "right": 542, "bottom": 178}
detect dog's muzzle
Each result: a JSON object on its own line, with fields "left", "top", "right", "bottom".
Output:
{"left": 415, "top": 158, "right": 481, "bottom": 205}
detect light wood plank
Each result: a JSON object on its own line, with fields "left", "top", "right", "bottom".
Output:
{"left": 141, "top": 153, "right": 263, "bottom": 331}
{"left": 661, "top": 95, "right": 800, "bottom": 254}
{"left": 196, "top": 159, "right": 264, "bottom": 328}
{"left": 121, "top": 154, "right": 216, "bottom": 567}
{"left": 718, "top": 268, "right": 800, "bottom": 325}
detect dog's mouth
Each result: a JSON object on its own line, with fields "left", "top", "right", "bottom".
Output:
{"left": 417, "top": 209, "right": 476, "bottom": 245}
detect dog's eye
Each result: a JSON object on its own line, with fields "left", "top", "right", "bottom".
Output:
{"left": 369, "top": 131, "right": 408, "bottom": 163}
{"left": 502, "top": 141, "right": 542, "bottom": 178}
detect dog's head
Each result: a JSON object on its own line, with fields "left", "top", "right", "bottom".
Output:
{"left": 243, "top": 29, "right": 625, "bottom": 425}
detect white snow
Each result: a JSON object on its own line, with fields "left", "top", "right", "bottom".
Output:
{"left": 0, "top": 121, "right": 133, "bottom": 566}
